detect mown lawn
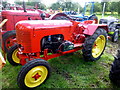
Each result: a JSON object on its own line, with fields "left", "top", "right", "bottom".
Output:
{"left": 1, "top": 13, "right": 119, "bottom": 89}
{"left": 1, "top": 40, "right": 119, "bottom": 89}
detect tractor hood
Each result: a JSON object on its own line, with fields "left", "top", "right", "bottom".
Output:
{"left": 16, "top": 20, "right": 73, "bottom": 30}
{"left": 16, "top": 20, "right": 73, "bottom": 53}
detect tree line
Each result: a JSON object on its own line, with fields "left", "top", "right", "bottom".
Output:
{"left": 2, "top": 0, "right": 120, "bottom": 15}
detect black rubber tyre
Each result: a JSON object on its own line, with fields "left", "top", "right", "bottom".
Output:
{"left": 89, "top": 15, "right": 98, "bottom": 24}
{"left": 109, "top": 22, "right": 115, "bottom": 30}
{"left": 109, "top": 50, "right": 120, "bottom": 87}
{"left": 17, "top": 59, "right": 51, "bottom": 89}
{"left": 50, "top": 13, "right": 71, "bottom": 20}
{"left": 111, "top": 31, "right": 119, "bottom": 42}
{"left": 2, "top": 30, "right": 16, "bottom": 52}
{"left": 82, "top": 28, "right": 107, "bottom": 61}
{"left": 7, "top": 44, "right": 20, "bottom": 66}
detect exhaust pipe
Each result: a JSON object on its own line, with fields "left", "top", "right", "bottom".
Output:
{"left": 23, "top": 1, "right": 27, "bottom": 12}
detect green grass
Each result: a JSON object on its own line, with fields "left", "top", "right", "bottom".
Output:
{"left": 1, "top": 13, "right": 120, "bottom": 89}
{"left": 1, "top": 41, "right": 119, "bottom": 89}
{"left": 85, "top": 12, "right": 120, "bottom": 22}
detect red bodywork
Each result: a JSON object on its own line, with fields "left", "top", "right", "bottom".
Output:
{"left": 1, "top": 10, "right": 41, "bottom": 34}
{"left": 16, "top": 20, "right": 108, "bottom": 65}
{"left": 1, "top": 10, "right": 50, "bottom": 53}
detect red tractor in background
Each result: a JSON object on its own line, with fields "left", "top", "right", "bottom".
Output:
{"left": 7, "top": 17, "right": 108, "bottom": 89}
{"left": 1, "top": 8, "right": 50, "bottom": 53}
{"left": 0, "top": 1, "right": 50, "bottom": 53}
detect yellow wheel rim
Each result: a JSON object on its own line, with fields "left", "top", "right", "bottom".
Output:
{"left": 92, "top": 35, "right": 106, "bottom": 58}
{"left": 12, "top": 49, "right": 20, "bottom": 63}
{"left": 24, "top": 66, "right": 48, "bottom": 88}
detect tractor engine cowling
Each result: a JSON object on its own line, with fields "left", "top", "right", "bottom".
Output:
{"left": 15, "top": 20, "right": 73, "bottom": 53}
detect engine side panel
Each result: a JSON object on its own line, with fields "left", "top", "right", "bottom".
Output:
{"left": 16, "top": 20, "right": 74, "bottom": 53}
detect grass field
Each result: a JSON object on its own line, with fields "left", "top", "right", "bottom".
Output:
{"left": 1, "top": 40, "right": 119, "bottom": 89}
{"left": 0, "top": 14, "right": 120, "bottom": 89}
{"left": 86, "top": 12, "right": 120, "bottom": 19}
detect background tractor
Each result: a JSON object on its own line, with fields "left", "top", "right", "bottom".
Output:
{"left": 109, "top": 38, "right": 120, "bottom": 86}
{"left": 7, "top": 17, "right": 108, "bottom": 89}
{"left": 1, "top": 1, "right": 50, "bottom": 53}
{"left": 63, "top": 2, "right": 98, "bottom": 23}
{"left": 99, "top": 16, "right": 120, "bottom": 42}
{"left": 109, "top": 50, "right": 120, "bottom": 87}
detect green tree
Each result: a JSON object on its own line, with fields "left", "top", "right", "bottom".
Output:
{"left": 50, "top": 1, "right": 81, "bottom": 12}
{"left": 101, "top": 2, "right": 120, "bottom": 15}
{"left": 108, "top": 2, "right": 117, "bottom": 14}
{"left": 94, "top": 2, "right": 102, "bottom": 13}
{"left": 117, "top": 1, "right": 120, "bottom": 15}
{"left": 14, "top": 1, "right": 23, "bottom": 5}
{"left": 50, "top": 2, "right": 61, "bottom": 10}
{"left": 2, "top": 1, "right": 7, "bottom": 9}
{"left": 26, "top": 1, "right": 46, "bottom": 10}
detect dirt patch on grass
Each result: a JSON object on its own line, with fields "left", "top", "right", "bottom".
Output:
{"left": 105, "top": 41, "right": 119, "bottom": 56}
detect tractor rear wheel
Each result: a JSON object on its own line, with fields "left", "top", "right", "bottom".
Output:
{"left": 109, "top": 50, "right": 120, "bottom": 87}
{"left": 82, "top": 28, "right": 107, "bottom": 61}
{"left": 17, "top": 59, "right": 51, "bottom": 89}
{"left": 111, "top": 30, "right": 119, "bottom": 42}
{"left": 89, "top": 15, "right": 98, "bottom": 24}
{"left": 7, "top": 44, "right": 20, "bottom": 66}
{"left": 50, "top": 13, "right": 71, "bottom": 20}
{"left": 2, "top": 30, "right": 16, "bottom": 52}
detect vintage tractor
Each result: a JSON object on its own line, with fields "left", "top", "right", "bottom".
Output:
{"left": 1, "top": 1, "right": 50, "bottom": 53}
{"left": 6, "top": 18, "right": 108, "bottom": 89}
{"left": 109, "top": 49, "right": 120, "bottom": 86}
{"left": 63, "top": 2, "right": 98, "bottom": 23}
{"left": 99, "top": 16, "right": 120, "bottom": 42}
{"left": 1, "top": 10, "right": 98, "bottom": 54}
{"left": 1, "top": 9, "right": 49, "bottom": 53}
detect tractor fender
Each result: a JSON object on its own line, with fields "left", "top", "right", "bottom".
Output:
{"left": 83, "top": 24, "right": 108, "bottom": 35}
{"left": 116, "top": 23, "right": 120, "bottom": 29}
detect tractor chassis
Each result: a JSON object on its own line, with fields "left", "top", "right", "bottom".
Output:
{"left": 18, "top": 45, "right": 83, "bottom": 65}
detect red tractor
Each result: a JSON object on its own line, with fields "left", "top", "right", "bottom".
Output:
{"left": 1, "top": 7, "right": 98, "bottom": 53}
{"left": 7, "top": 18, "right": 108, "bottom": 89}
{"left": 1, "top": 9, "right": 49, "bottom": 53}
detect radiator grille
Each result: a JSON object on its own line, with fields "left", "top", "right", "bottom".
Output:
{"left": 16, "top": 27, "right": 32, "bottom": 52}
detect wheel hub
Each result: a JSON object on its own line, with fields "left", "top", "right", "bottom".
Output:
{"left": 32, "top": 73, "right": 41, "bottom": 80}
{"left": 6, "top": 36, "right": 16, "bottom": 49}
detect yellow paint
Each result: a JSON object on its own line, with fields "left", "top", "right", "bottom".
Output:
{"left": 24, "top": 66, "right": 48, "bottom": 88}
{"left": 12, "top": 49, "right": 20, "bottom": 64}
{"left": 92, "top": 35, "right": 106, "bottom": 58}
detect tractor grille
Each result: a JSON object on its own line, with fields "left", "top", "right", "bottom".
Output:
{"left": 16, "top": 28, "right": 32, "bottom": 52}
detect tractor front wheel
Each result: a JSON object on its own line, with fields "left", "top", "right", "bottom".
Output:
{"left": 82, "top": 28, "right": 107, "bottom": 61}
{"left": 2, "top": 30, "right": 16, "bottom": 52}
{"left": 17, "top": 59, "right": 51, "bottom": 89}
{"left": 7, "top": 44, "right": 20, "bottom": 66}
